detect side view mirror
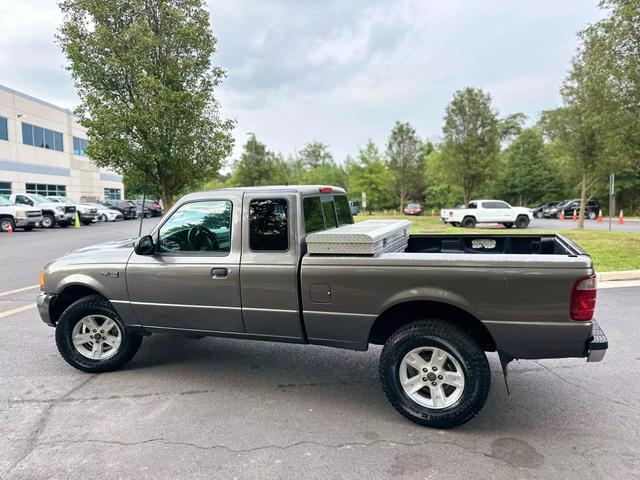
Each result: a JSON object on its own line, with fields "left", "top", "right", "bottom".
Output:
{"left": 134, "top": 235, "right": 155, "bottom": 255}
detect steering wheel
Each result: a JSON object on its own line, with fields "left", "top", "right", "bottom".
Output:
{"left": 186, "top": 225, "right": 219, "bottom": 251}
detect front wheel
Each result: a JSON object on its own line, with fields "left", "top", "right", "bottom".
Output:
{"left": 461, "top": 217, "right": 476, "bottom": 228}
{"left": 379, "top": 319, "right": 490, "bottom": 428}
{"left": 0, "top": 217, "right": 15, "bottom": 232}
{"left": 55, "top": 295, "right": 143, "bottom": 373}
{"left": 41, "top": 214, "right": 55, "bottom": 229}
{"left": 588, "top": 210, "right": 597, "bottom": 220}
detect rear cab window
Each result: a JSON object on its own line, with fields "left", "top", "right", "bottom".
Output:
{"left": 249, "top": 198, "right": 289, "bottom": 251}
{"left": 303, "top": 194, "right": 353, "bottom": 234}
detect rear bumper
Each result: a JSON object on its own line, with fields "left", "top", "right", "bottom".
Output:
{"left": 36, "top": 292, "right": 56, "bottom": 327}
{"left": 586, "top": 319, "right": 608, "bottom": 362}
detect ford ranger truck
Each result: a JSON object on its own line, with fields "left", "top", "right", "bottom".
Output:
{"left": 37, "top": 185, "right": 608, "bottom": 429}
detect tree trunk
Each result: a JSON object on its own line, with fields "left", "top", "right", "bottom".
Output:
{"left": 161, "top": 191, "right": 174, "bottom": 213}
{"left": 463, "top": 190, "right": 470, "bottom": 208}
{"left": 578, "top": 173, "right": 587, "bottom": 229}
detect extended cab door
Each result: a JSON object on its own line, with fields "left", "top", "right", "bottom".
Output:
{"left": 239, "top": 192, "right": 305, "bottom": 341}
{"left": 126, "top": 195, "right": 245, "bottom": 333}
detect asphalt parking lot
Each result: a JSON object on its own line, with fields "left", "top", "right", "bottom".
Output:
{"left": 0, "top": 219, "right": 639, "bottom": 479}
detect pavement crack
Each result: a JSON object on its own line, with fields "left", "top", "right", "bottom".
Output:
{"left": 533, "top": 361, "right": 633, "bottom": 409}
{"left": 2, "top": 374, "right": 97, "bottom": 478}
{"left": 35, "top": 437, "right": 501, "bottom": 463}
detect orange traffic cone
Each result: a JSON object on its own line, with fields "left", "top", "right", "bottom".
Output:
{"left": 7, "top": 224, "right": 13, "bottom": 235}
{"left": 597, "top": 209, "right": 603, "bottom": 223}
{"left": 560, "top": 209, "right": 565, "bottom": 221}
{"left": 572, "top": 209, "right": 577, "bottom": 221}
{"left": 618, "top": 210, "right": 624, "bottom": 224}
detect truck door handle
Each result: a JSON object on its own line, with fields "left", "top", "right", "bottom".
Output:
{"left": 211, "top": 267, "right": 228, "bottom": 278}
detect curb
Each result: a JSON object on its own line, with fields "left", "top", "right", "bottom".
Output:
{"left": 597, "top": 269, "right": 640, "bottom": 282}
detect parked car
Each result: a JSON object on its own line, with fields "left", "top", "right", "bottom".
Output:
{"left": 47, "top": 196, "right": 99, "bottom": 225}
{"left": 38, "top": 185, "right": 607, "bottom": 429}
{"left": 133, "top": 201, "right": 151, "bottom": 218}
{"left": 442, "top": 200, "right": 533, "bottom": 228}
{"left": 0, "top": 196, "right": 43, "bottom": 232}
{"left": 532, "top": 201, "right": 562, "bottom": 219}
{"left": 544, "top": 199, "right": 601, "bottom": 220}
{"left": 9, "top": 193, "right": 75, "bottom": 228}
{"left": 349, "top": 200, "right": 360, "bottom": 216}
{"left": 102, "top": 200, "right": 138, "bottom": 220}
{"left": 135, "top": 200, "right": 163, "bottom": 217}
{"left": 85, "top": 203, "right": 123, "bottom": 222}
{"left": 404, "top": 203, "right": 423, "bottom": 216}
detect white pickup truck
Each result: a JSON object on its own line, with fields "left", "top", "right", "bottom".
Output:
{"left": 0, "top": 196, "right": 43, "bottom": 232}
{"left": 441, "top": 200, "right": 533, "bottom": 229}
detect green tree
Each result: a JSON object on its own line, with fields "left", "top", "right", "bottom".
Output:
{"left": 230, "top": 135, "right": 288, "bottom": 186}
{"left": 498, "top": 128, "right": 558, "bottom": 206}
{"left": 424, "top": 149, "right": 463, "bottom": 209}
{"left": 346, "top": 140, "right": 395, "bottom": 211}
{"left": 386, "top": 121, "right": 425, "bottom": 210}
{"left": 441, "top": 88, "right": 502, "bottom": 206}
{"left": 297, "top": 142, "right": 334, "bottom": 169}
{"left": 58, "top": 0, "right": 234, "bottom": 209}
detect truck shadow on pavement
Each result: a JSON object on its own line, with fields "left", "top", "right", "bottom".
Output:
{"left": 116, "top": 332, "right": 608, "bottom": 436}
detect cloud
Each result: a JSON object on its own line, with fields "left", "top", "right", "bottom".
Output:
{"left": 0, "top": 0, "right": 604, "bottom": 163}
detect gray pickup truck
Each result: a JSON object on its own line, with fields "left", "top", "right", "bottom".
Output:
{"left": 37, "top": 185, "right": 608, "bottom": 428}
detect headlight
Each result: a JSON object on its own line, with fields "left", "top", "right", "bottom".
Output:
{"left": 39, "top": 270, "right": 45, "bottom": 290}
{"left": 549, "top": 208, "right": 557, "bottom": 213}
{"left": 15, "top": 210, "right": 26, "bottom": 218}
{"left": 56, "top": 206, "right": 65, "bottom": 212}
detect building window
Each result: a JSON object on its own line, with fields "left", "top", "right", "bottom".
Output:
{"left": 0, "top": 181, "right": 11, "bottom": 198}
{"left": 73, "top": 136, "right": 89, "bottom": 156}
{"left": 104, "top": 188, "right": 122, "bottom": 200}
{"left": 249, "top": 198, "right": 289, "bottom": 251}
{"left": 0, "top": 117, "right": 8, "bottom": 141}
{"left": 26, "top": 183, "right": 66, "bottom": 197}
{"left": 21, "top": 122, "right": 64, "bottom": 152}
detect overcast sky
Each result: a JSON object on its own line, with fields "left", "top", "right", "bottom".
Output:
{"left": 0, "top": 0, "right": 604, "bottom": 164}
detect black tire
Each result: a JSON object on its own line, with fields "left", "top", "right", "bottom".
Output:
{"left": 588, "top": 210, "right": 597, "bottom": 220}
{"left": 515, "top": 215, "right": 530, "bottom": 229}
{"left": 0, "top": 217, "right": 15, "bottom": 232}
{"left": 41, "top": 213, "right": 55, "bottom": 229}
{"left": 535, "top": 211, "right": 543, "bottom": 219}
{"left": 99, "top": 214, "right": 107, "bottom": 222}
{"left": 379, "top": 319, "right": 490, "bottom": 429}
{"left": 503, "top": 222, "right": 513, "bottom": 229}
{"left": 461, "top": 217, "right": 476, "bottom": 228}
{"left": 55, "top": 295, "right": 143, "bottom": 373}
{"left": 555, "top": 211, "right": 563, "bottom": 219}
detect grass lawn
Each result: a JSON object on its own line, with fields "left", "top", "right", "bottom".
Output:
{"left": 354, "top": 213, "right": 640, "bottom": 272}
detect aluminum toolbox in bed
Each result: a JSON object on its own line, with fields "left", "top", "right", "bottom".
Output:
{"left": 306, "top": 220, "right": 411, "bottom": 256}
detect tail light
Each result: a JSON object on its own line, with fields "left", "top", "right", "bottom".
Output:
{"left": 319, "top": 187, "right": 333, "bottom": 193}
{"left": 570, "top": 274, "right": 597, "bottom": 321}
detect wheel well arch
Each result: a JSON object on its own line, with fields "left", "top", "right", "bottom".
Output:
{"left": 368, "top": 300, "right": 496, "bottom": 352}
{"left": 50, "top": 285, "right": 105, "bottom": 325}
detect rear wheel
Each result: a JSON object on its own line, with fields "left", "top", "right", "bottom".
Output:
{"left": 515, "top": 215, "right": 530, "bottom": 229}
{"left": 41, "top": 214, "right": 55, "bottom": 229}
{"left": 379, "top": 319, "right": 490, "bottom": 428}
{"left": 55, "top": 295, "right": 143, "bottom": 373}
{"left": 535, "top": 211, "right": 544, "bottom": 218}
{"left": 503, "top": 223, "right": 513, "bottom": 229}
{"left": 588, "top": 210, "right": 597, "bottom": 220}
{"left": 461, "top": 217, "right": 476, "bottom": 228}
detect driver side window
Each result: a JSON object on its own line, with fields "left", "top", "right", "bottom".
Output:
{"left": 159, "top": 200, "right": 232, "bottom": 253}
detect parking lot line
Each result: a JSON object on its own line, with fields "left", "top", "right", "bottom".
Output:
{"left": 0, "top": 284, "right": 39, "bottom": 297}
{"left": 0, "top": 303, "right": 36, "bottom": 319}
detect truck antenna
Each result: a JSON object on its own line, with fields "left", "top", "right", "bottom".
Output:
{"left": 138, "top": 173, "right": 148, "bottom": 237}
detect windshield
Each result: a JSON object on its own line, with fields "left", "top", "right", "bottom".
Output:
{"left": 0, "top": 197, "right": 12, "bottom": 206}
{"left": 407, "top": 203, "right": 420, "bottom": 208}
{"left": 30, "top": 194, "right": 50, "bottom": 203}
